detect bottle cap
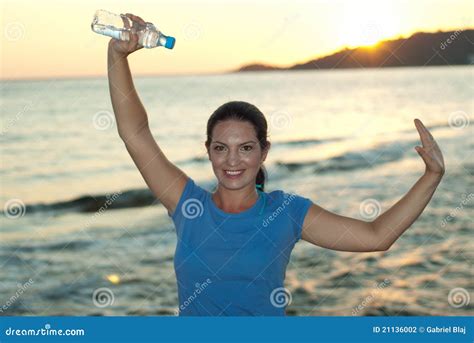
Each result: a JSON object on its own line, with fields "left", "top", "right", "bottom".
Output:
{"left": 164, "top": 36, "right": 176, "bottom": 49}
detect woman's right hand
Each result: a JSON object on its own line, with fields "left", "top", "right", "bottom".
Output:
{"left": 108, "top": 13, "right": 147, "bottom": 57}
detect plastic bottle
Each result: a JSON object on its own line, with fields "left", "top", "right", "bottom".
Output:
{"left": 91, "top": 9, "right": 175, "bottom": 49}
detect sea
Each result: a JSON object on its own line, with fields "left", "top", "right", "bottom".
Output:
{"left": 1, "top": 65, "right": 472, "bottom": 316}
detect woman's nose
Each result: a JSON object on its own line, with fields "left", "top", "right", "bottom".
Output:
{"left": 226, "top": 150, "right": 240, "bottom": 165}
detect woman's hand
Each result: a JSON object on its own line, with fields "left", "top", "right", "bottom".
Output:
{"left": 108, "top": 13, "right": 147, "bottom": 57}
{"left": 414, "top": 118, "right": 445, "bottom": 177}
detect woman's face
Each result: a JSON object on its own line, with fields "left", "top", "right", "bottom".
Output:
{"left": 207, "top": 120, "right": 269, "bottom": 191}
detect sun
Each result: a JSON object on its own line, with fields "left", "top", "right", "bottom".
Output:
{"left": 338, "top": 1, "right": 401, "bottom": 48}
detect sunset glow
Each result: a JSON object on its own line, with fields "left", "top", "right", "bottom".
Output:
{"left": 337, "top": 1, "right": 401, "bottom": 47}
{"left": 1, "top": 0, "right": 473, "bottom": 79}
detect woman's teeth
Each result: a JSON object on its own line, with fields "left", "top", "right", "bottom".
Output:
{"left": 225, "top": 170, "right": 244, "bottom": 176}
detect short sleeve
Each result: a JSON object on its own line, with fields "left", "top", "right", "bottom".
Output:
{"left": 283, "top": 191, "right": 313, "bottom": 243}
{"left": 168, "top": 176, "right": 207, "bottom": 224}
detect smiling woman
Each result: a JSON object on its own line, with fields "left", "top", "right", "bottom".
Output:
{"left": 106, "top": 12, "right": 445, "bottom": 317}
{"left": 204, "top": 101, "right": 271, "bottom": 213}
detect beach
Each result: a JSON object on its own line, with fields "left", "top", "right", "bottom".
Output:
{"left": 1, "top": 65, "right": 472, "bottom": 316}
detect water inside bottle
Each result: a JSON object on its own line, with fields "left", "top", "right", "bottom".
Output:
{"left": 91, "top": 11, "right": 130, "bottom": 41}
{"left": 91, "top": 22, "right": 130, "bottom": 41}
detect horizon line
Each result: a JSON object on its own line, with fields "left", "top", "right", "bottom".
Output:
{"left": 2, "top": 65, "right": 472, "bottom": 83}
{"left": 2, "top": 27, "right": 472, "bottom": 82}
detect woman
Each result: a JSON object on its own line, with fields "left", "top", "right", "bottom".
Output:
{"left": 107, "top": 14, "right": 445, "bottom": 316}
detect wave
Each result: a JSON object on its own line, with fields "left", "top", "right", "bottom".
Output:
{"left": 1, "top": 179, "right": 212, "bottom": 216}
{"left": 276, "top": 140, "right": 416, "bottom": 173}
{"left": 15, "top": 188, "right": 158, "bottom": 215}
{"left": 8, "top": 239, "right": 95, "bottom": 253}
{"left": 272, "top": 137, "right": 342, "bottom": 147}
{"left": 0, "top": 136, "right": 431, "bottom": 216}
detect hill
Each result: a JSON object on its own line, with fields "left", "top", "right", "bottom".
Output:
{"left": 237, "top": 29, "right": 474, "bottom": 72}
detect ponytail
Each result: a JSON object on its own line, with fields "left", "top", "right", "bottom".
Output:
{"left": 256, "top": 165, "right": 267, "bottom": 191}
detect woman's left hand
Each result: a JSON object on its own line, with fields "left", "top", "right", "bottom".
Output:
{"left": 414, "top": 119, "right": 445, "bottom": 177}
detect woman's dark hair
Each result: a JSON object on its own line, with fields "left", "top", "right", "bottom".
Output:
{"left": 205, "top": 101, "right": 270, "bottom": 191}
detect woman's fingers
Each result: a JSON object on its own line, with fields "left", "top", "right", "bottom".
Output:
{"left": 418, "top": 118, "right": 435, "bottom": 141}
{"left": 415, "top": 145, "right": 429, "bottom": 160}
{"left": 128, "top": 32, "right": 139, "bottom": 50}
{"left": 413, "top": 119, "right": 445, "bottom": 174}
{"left": 121, "top": 14, "right": 130, "bottom": 29}
{"left": 124, "top": 13, "right": 147, "bottom": 43}
{"left": 115, "top": 13, "right": 145, "bottom": 52}
{"left": 415, "top": 146, "right": 436, "bottom": 170}
{"left": 125, "top": 13, "right": 147, "bottom": 25}
{"left": 135, "top": 15, "right": 147, "bottom": 25}
{"left": 414, "top": 118, "right": 433, "bottom": 148}
{"left": 414, "top": 119, "right": 427, "bottom": 147}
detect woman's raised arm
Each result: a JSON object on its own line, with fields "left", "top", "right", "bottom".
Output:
{"left": 107, "top": 13, "right": 188, "bottom": 215}
{"left": 301, "top": 119, "right": 445, "bottom": 252}
{"left": 107, "top": 13, "right": 147, "bottom": 139}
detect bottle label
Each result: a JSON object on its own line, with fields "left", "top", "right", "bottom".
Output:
{"left": 95, "top": 26, "right": 122, "bottom": 40}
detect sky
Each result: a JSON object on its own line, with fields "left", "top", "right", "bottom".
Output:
{"left": 1, "top": 0, "right": 473, "bottom": 79}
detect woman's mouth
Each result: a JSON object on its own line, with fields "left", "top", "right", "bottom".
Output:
{"left": 223, "top": 169, "right": 245, "bottom": 179}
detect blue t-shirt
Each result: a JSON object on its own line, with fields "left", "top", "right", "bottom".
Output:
{"left": 168, "top": 177, "right": 313, "bottom": 316}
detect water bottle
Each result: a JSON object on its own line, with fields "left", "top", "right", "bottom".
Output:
{"left": 91, "top": 9, "right": 175, "bottom": 49}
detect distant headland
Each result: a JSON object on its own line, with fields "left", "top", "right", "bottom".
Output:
{"left": 236, "top": 29, "right": 474, "bottom": 72}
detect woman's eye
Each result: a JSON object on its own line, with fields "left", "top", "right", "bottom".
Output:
{"left": 213, "top": 145, "right": 252, "bottom": 152}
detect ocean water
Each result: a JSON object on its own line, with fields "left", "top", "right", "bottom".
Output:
{"left": 0, "top": 66, "right": 473, "bottom": 316}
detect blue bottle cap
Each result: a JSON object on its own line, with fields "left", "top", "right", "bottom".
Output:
{"left": 164, "top": 36, "right": 176, "bottom": 49}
